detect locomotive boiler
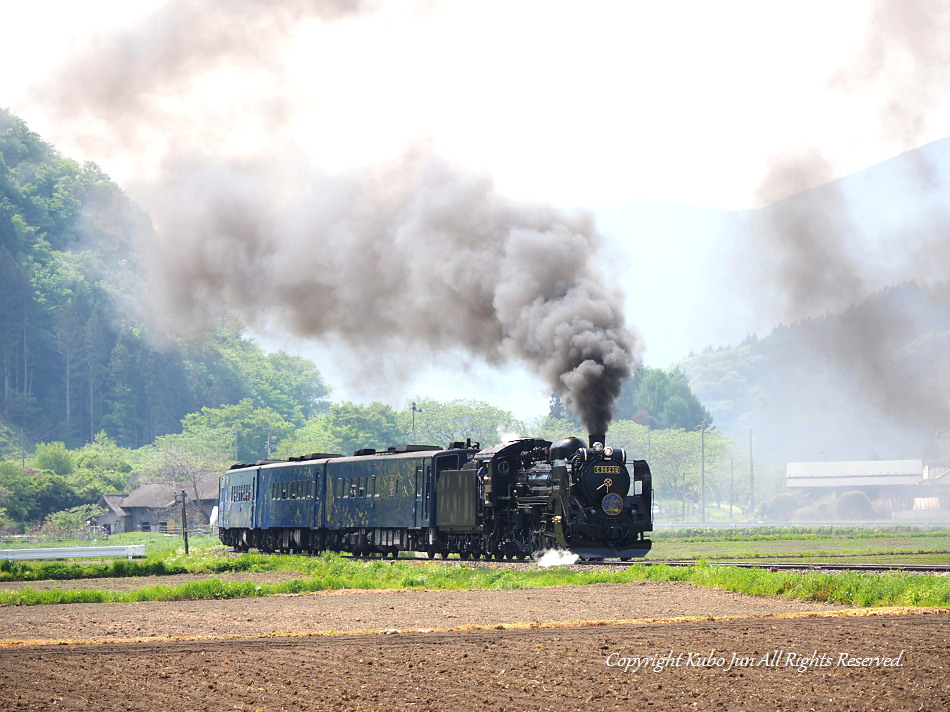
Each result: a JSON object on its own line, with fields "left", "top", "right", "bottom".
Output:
{"left": 218, "top": 434, "right": 652, "bottom": 560}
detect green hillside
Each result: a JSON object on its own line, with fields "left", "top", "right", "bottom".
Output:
{"left": 678, "top": 281, "right": 950, "bottom": 463}
{"left": 0, "top": 108, "right": 329, "bottom": 451}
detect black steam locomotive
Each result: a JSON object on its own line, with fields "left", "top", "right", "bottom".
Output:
{"left": 217, "top": 434, "right": 652, "bottom": 560}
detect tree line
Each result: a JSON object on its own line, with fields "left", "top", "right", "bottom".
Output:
{"left": 0, "top": 396, "right": 778, "bottom": 533}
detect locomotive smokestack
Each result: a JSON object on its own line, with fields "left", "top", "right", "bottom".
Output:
{"left": 588, "top": 433, "right": 606, "bottom": 448}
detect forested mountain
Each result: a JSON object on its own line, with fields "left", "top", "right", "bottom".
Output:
{"left": 0, "top": 109, "right": 329, "bottom": 451}
{"left": 678, "top": 281, "right": 950, "bottom": 463}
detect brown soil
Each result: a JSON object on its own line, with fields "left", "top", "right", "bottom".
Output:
{"left": 0, "top": 577, "right": 946, "bottom": 711}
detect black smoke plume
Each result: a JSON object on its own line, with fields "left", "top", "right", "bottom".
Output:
{"left": 31, "top": 0, "right": 639, "bottom": 434}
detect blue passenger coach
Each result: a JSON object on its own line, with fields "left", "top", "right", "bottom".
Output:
{"left": 218, "top": 445, "right": 474, "bottom": 555}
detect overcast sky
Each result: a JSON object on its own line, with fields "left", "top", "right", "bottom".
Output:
{"left": 3, "top": 1, "right": 949, "bottom": 420}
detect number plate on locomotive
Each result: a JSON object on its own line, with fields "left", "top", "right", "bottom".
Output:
{"left": 594, "top": 465, "right": 620, "bottom": 474}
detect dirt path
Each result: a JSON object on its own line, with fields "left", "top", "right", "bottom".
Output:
{"left": 0, "top": 579, "right": 946, "bottom": 711}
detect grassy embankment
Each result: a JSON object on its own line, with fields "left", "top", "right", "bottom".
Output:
{"left": 1, "top": 527, "right": 948, "bottom": 608}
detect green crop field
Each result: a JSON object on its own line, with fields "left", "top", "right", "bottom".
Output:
{"left": 646, "top": 526, "right": 950, "bottom": 565}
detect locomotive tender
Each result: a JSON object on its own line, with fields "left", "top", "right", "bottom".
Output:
{"left": 218, "top": 433, "right": 652, "bottom": 560}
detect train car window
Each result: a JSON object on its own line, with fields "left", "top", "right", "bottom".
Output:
{"left": 424, "top": 464, "right": 431, "bottom": 507}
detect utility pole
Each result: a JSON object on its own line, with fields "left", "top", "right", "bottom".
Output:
{"left": 410, "top": 401, "right": 423, "bottom": 441}
{"left": 730, "top": 457, "right": 734, "bottom": 520}
{"left": 749, "top": 429, "right": 755, "bottom": 520}
{"left": 700, "top": 419, "right": 706, "bottom": 524}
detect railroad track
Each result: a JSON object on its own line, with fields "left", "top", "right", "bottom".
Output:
{"left": 580, "top": 559, "right": 950, "bottom": 573}
{"left": 345, "top": 554, "right": 950, "bottom": 573}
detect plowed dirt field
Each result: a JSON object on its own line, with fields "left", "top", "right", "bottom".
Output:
{"left": 0, "top": 577, "right": 946, "bottom": 711}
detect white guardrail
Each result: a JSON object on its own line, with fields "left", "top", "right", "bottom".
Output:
{"left": 0, "top": 545, "right": 146, "bottom": 561}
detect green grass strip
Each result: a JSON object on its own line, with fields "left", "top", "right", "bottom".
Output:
{"left": 2, "top": 558, "right": 949, "bottom": 608}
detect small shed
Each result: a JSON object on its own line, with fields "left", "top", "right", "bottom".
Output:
{"left": 93, "top": 475, "right": 220, "bottom": 533}
{"left": 94, "top": 494, "right": 131, "bottom": 535}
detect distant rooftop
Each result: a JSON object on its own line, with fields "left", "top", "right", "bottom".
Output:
{"left": 787, "top": 460, "right": 923, "bottom": 488}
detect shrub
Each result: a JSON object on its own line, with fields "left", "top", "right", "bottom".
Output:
{"left": 764, "top": 493, "right": 798, "bottom": 521}
{"left": 838, "top": 490, "right": 876, "bottom": 520}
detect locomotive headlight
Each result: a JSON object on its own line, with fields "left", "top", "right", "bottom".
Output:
{"left": 603, "top": 447, "right": 614, "bottom": 457}
{"left": 592, "top": 442, "right": 604, "bottom": 453}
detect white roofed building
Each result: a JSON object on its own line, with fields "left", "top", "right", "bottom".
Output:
{"left": 786, "top": 460, "right": 949, "bottom": 519}
{"left": 786, "top": 460, "right": 923, "bottom": 489}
